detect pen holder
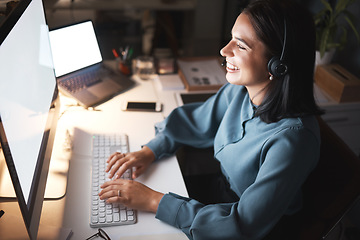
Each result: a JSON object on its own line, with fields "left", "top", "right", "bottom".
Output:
{"left": 118, "top": 59, "right": 132, "bottom": 76}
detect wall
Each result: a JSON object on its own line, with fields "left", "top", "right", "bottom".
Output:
{"left": 184, "top": 0, "right": 225, "bottom": 56}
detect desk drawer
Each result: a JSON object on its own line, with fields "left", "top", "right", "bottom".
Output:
{"left": 322, "top": 104, "right": 360, "bottom": 126}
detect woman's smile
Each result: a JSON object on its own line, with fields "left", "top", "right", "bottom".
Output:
{"left": 226, "top": 61, "right": 240, "bottom": 72}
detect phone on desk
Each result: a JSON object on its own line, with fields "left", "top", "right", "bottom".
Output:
{"left": 121, "top": 101, "right": 162, "bottom": 112}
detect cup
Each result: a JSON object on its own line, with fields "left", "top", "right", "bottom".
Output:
{"left": 134, "top": 56, "right": 155, "bottom": 80}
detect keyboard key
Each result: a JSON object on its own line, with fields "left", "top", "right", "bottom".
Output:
{"left": 114, "top": 213, "right": 120, "bottom": 222}
{"left": 92, "top": 216, "right": 98, "bottom": 224}
{"left": 120, "top": 210, "right": 127, "bottom": 221}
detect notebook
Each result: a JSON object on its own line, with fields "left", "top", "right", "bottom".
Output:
{"left": 49, "top": 20, "right": 135, "bottom": 108}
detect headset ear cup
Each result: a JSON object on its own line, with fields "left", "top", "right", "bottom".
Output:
{"left": 268, "top": 56, "right": 288, "bottom": 78}
{"left": 268, "top": 56, "right": 280, "bottom": 77}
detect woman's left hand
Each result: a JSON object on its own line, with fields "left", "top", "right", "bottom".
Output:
{"left": 99, "top": 179, "right": 164, "bottom": 213}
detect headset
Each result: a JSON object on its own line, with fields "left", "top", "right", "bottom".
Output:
{"left": 267, "top": 18, "right": 288, "bottom": 78}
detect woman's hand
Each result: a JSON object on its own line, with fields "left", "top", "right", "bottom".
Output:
{"left": 99, "top": 179, "right": 164, "bottom": 213}
{"left": 106, "top": 146, "right": 155, "bottom": 179}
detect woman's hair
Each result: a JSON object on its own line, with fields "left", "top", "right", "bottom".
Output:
{"left": 242, "top": 0, "right": 323, "bottom": 123}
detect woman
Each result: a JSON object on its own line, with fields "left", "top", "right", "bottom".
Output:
{"left": 99, "top": 0, "right": 323, "bottom": 239}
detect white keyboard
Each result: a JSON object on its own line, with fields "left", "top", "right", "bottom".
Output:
{"left": 90, "top": 133, "right": 137, "bottom": 227}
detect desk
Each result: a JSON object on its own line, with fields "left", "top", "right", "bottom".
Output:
{"left": 0, "top": 67, "right": 188, "bottom": 239}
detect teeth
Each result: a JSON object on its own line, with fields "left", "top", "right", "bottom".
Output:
{"left": 227, "top": 62, "right": 239, "bottom": 70}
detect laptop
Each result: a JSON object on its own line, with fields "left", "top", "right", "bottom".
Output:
{"left": 49, "top": 20, "right": 135, "bottom": 108}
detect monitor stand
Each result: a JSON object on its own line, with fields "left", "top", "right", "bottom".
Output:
{"left": 0, "top": 131, "right": 71, "bottom": 200}
{"left": 0, "top": 206, "right": 72, "bottom": 239}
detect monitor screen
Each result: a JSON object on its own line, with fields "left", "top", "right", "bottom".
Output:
{"left": 0, "top": 0, "right": 60, "bottom": 239}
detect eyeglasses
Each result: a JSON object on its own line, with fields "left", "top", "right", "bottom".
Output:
{"left": 86, "top": 228, "right": 111, "bottom": 240}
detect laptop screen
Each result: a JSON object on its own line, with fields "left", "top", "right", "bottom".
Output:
{"left": 49, "top": 20, "right": 102, "bottom": 77}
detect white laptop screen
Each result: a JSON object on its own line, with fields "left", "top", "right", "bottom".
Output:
{"left": 49, "top": 21, "right": 102, "bottom": 78}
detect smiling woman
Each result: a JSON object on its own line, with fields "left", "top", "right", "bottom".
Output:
{"left": 220, "top": 13, "right": 270, "bottom": 104}
{"left": 98, "top": 0, "right": 324, "bottom": 239}
{"left": 221, "top": 0, "right": 322, "bottom": 123}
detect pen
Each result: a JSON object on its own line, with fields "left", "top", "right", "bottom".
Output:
{"left": 127, "top": 47, "right": 133, "bottom": 60}
{"left": 124, "top": 46, "right": 129, "bottom": 60}
{"left": 119, "top": 47, "right": 124, "bottom": 60}
{"left": 119, "top": 46, "right": 130, "bottom": 61}
{"left": 112, "top": 48, "right": 119, "bottom": 59}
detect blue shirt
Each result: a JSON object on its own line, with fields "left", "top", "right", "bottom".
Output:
{"left": 145, "top": 83, "right": 320, "bottom": 240}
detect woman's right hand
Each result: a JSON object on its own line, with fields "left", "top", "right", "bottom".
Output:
{"left": 105, "top": 146, "right": 156, "bottom": 179}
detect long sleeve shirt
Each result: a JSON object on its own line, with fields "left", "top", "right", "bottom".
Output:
{"left": 145, "top": 83, "right": 321, "bottom": 240}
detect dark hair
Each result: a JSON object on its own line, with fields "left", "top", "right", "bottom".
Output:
{"left": 243, "top": 0, "right": 323, "bottom": 123}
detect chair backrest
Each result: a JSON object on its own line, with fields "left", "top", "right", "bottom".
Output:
{"left": 297, "top": 116, "right": 360, "bottom": 239}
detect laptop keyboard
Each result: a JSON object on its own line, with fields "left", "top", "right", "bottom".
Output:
{"left": 90, "top": 133, "right": 137, "bottom": 227}
{"left": 59, "top": 67, "right": 104, "bottom": 94}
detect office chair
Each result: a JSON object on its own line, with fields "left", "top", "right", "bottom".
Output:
{"left": 266, "top": 116, "right": 360, "bottom": 240}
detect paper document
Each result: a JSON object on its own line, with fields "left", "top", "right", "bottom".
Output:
{"left": 158, "top": 74, "right": 185, "bottom": 90}
{"left": 177, "top": 58, "right": 227, "bottom": 91}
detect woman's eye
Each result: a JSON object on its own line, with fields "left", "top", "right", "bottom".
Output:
{"left": 237, "top": 43, "right": 246, "bottom": 50}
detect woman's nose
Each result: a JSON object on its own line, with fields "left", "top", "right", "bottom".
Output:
{"left": 220, "top": 47, "right": 225, "bottom": 57}
{"left": 220, "top": 42, "right": 232, "bottom": 57}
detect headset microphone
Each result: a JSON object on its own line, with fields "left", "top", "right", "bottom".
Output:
{"left": 221, "top": 59, "right": 226, "bottom": 67}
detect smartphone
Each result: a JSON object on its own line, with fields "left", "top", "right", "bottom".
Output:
{"left": 121, "top": 101, "right": 162, "bottom": 112}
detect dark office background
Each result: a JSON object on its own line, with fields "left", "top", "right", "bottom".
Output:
{"left": 222, "top": 0, "right": 360, "bottom": 78}
{"left": 39, "top": 0, "right": 360, "bottom": 78}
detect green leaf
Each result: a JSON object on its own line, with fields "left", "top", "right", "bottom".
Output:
{"left": 321, "top": 0, "right": 333, "bottom": 12}
{"left": 320, "top": 27, "right": 331, "bottom": 56}
{"left": 344, "top": 14, "right": 360, "bottom": 42}
{"left": 335, "top": 0, "right": 348, "bottom": 15}
{"left": 314, "top": 9, "right": 329, "bottom": 25}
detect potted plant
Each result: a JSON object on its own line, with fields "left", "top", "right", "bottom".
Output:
{"left": 314, "top": 0, "right": 360, "bottom": 65}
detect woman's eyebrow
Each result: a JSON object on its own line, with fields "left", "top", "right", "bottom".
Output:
{"left": 235, "top": 37, "right": 252, "bottom": 49}
{"left": 231, "top": 32, "right": 252, "bottom": 49}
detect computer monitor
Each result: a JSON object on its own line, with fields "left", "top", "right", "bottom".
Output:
{"left": 0, "top": 0, "right": 60, "bottom": 239}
